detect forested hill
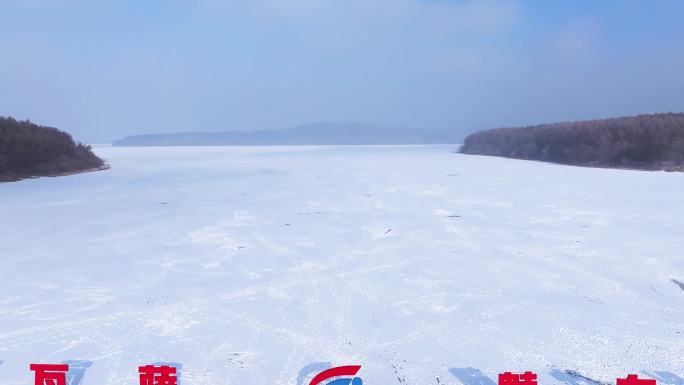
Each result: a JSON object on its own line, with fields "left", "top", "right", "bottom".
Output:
{"left": 0, "top": 117, "right": 106, "bottom": 182}
{"left": 460, "top": 113, "right": 684, "bottom": 171}
{"left": 113, "top": 122, "right": 463, "bottom": 146}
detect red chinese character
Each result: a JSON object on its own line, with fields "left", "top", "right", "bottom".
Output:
{"left": 499, "top": 372, "right": 538, "bottom": 385}
{"left": 30, "top": 364, "right": 69, "bottom": 385}
{"left": 139, "top": 365, "right": 177, "bottom": 385}
{"left": 618, "top": 375, "right": 656, "bottom": 385}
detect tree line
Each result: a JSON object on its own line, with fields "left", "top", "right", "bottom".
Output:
{"left": 0, "top": 116, "right": 105, "bottom": 182}
{"left": 460, "top": 113, "right": 684, "bottom": 171}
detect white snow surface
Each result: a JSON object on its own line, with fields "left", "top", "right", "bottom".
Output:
{"left": 0, "top": 145, "right": 682, "bottom": 385}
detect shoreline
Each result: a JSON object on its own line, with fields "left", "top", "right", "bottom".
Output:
{"left": 459, "top": 152, "right": 684, "bottom": 173}
{"left": 0, "top": 164, "right": 110, "bottom": 183}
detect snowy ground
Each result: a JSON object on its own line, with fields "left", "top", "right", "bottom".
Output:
{"left": 0, "top": 145, "right": 682, "bottom": 385}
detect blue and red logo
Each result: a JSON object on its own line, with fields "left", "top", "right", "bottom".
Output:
{"left": 309, "top": 365, "right": 363, "bottom": 385}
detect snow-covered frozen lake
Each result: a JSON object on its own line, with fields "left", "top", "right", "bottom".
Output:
{"left": 0, "top": 145, "right": 682, "bottom": 385}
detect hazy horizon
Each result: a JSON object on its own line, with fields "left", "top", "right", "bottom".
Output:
{"left": 2, "top": 0, "right": 684, "bottom": 143}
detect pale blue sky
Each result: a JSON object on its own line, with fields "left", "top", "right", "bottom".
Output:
{"left": 1, "top": 0, "right": 683, "bottom": 142}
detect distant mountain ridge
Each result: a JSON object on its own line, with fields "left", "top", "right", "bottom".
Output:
{"left": 112, "top": 122, "right": 463, "bottom": 146}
